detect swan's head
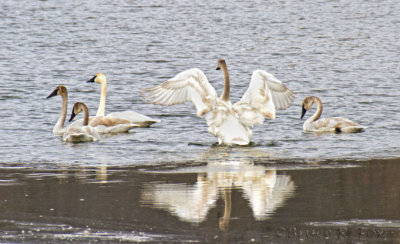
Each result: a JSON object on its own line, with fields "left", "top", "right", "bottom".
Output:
{"left": 87, "top": 72, "right": 106, "bottom": 84}
{"left": 69, "top": 102, "right": 86, "bottom": 122}
{"left": 301, "top": 96, "right": 317, "bottom": 119}
{"left": 216, "top": 58, "right": 226, "bottom": 70}
{"left": 47, "top": 85, "right": 67, "bottom": 99}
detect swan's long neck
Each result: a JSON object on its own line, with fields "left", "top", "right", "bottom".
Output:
{"left": 307, "top": 97, "right": 323, "bottom": 124}
{"left": 220, "top": 62, "right": 230, "bottom": 102}
{"left": 97, "top": 80, "right": 107, "bottom": 117}
{"left": 55, "top": 92, "right": 68, "bottom": 130}
{"left": 81, "top": 104, "right": 90, "bottom": 126}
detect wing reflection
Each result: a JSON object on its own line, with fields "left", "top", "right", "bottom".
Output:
{"left": 140, "top": 161, "right": 296, "bottom": 226}
{"left": 141, "top": 178, "right": 218, "bottom": 223}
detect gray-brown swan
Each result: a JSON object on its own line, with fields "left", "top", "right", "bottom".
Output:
{"left": 301, "top": 96, "right": 366, "bottom": 133}
{"left": 63, "top": 102, "right": 100, "bottom": 142}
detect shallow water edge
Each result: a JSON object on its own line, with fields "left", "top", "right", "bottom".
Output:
{"left": 0, "top": 157, "right": 399, "bottom": 242}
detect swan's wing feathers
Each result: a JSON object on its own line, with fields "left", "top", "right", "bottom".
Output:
{"left": 266, "top": 76, "right": 295, "bottom": 110}
{"left": 142, "top": 69, "right": 217, "bottom": 117}
{"left": 234, "top": 70, "right": 294, "bottom": 125}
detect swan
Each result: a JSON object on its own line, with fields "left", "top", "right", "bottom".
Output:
{"left": 47, "top": 85, "right": 85, "bottom": 135}
{"left": 142, "top": 58, "right": 295, "bottom": 145}
{"left": 87, "top": 73, "right": 160, "bottom": 127}
{"left": 301, "top": 96, "right": 366, "bottom": 133}
{"left": 63, "top": 102, "right": 100, "bottom": 142}
{"left": 47, "top": 86, "right": 138, "bottom": 135}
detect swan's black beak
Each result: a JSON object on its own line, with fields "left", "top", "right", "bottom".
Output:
{"left": 69, "top": 109, "right": 77, "bottom": 122}
{"left": 46, "top": 88, "right": 59, "bottom": 99}
{"left": 301, "top": 106, "right": 307, "bottom": 119}
{"left": 216, "top": 67, "right": 221, "bottom": 70}
{"left": 86, "top": 75, "right": 96, "bottom": 83}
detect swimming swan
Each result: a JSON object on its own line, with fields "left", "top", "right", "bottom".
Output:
{"left": 301, "top": 96, "right": 366, "bottom": 133}
{"left": 47, "top": 86, "right": 138, "bottom": 135}
{"left": 142, "top": 58, "right": 295, "bottom": 145}
{"left": 47, "top": 85, "right": 84, "bottom": 135}
{"left": 63, "top": 102, "right": 100, "bottom": 142}
{"left": 87, "top": 73, "right": 160, "bottom": 127}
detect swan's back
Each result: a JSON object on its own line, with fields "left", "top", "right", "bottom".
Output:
{"left": 90, "top": 116, "right": 138, "bottom": 134}
{"left": 306, "top": 117, "right": 366, "bottom": 133}
{"left": 63, "top": 126, "right": 100, "bottom": 143}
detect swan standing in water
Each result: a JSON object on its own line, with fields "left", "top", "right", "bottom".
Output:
{"left": 63, "top": 102, "right": 100, "bottom": 142}
{"left": 86, "top": 73, "right": 160, "bottom": 127}
{"left": 47, "top": 86, "right": 138, "bottom": 135}
{"left": 301, "top": 96, "right": 366, "bottom": 133}
{"left": 142, "top": 59, "right": 295, "bottom": 145}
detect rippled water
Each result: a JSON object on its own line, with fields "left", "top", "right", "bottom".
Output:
{"left": 0, "top": 0, "right": 399, "bottom": 242}
{"left": 0, "top": 0, "right": 399, "bottom": 165}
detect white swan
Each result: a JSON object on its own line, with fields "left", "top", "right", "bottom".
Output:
{"left": 87, "top": 73, "right": 160, "bottom": 127}
{"left": 142, "top": 58, "right": 295, "bottom": 145}
{"left": 63, "top": 102, "right": 100, "bottom": 142}
{"left": 47, "top": 86, "right": 138, "bottom": 135}
{"left": 301, "top": 96, "right": 366, "bottom": 133}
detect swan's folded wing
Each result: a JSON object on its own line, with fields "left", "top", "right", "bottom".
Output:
{"left": 107, "top": 111, "right": 160, "bottom": 127}
{"left": 234, "top": 70, "right": 294, "bottom": 126}
{"left": 142, "top": 68, "right": 218, "bottom": 117}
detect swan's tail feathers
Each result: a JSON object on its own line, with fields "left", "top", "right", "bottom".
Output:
{"left": 135, "top": 120, "right": 158, "bottom": 127}
{"left": 336, "top": 126, "right": 366, "bottom": 133}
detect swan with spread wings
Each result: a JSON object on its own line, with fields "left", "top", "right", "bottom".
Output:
{"left": 142, "top": 59, "right": 295, "bottom": 145}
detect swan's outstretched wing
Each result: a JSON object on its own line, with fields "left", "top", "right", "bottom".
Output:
{"left": 142, "top": 68, "right": 218, "bottom": 117}
{"left": 234, "top": 70, "right": 294, "bottom": 126}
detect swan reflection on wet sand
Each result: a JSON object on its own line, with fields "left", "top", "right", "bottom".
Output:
{"left": 140, "top": 161, "right": 295, "bottom": 229}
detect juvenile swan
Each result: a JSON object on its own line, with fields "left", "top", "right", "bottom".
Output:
{"left": 301, "top": 96, "right": 366, "bottom": 133}
{"left": 64, "top": 102, "right": 100, "bottom": 142}
{"left": 47, "top": 85, "right": 69, "bottom": 135}
{"left": 87, "top": 73, "right": 160, "bottom": 127}
{"left": 47, "top": 86, "right": 84, "bottom": 135}
{"left": 47, "top": 86, "right": 137, "bottom": 135}
{"left": 142, "top": 59, "right": 295, "bottom": 145}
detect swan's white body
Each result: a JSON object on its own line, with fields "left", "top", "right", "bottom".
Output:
{"left": 63, "top": 125, "right": 100, "bottom": 142}
{"left": 142, "top": 59, "right": 295, "bottom": 145}
{"left": 206, "top": 100, "right": 252, "bottom": 145}
{"left": 301, "top": 96, "right": 366, "bottom": 133}
{"left": 87, "top": 73, "right": 160, "bottom": 127}
{"left": 63, "top": 102, "right": 100, "bottom": 143}
{"left": 47, "top": 86, "right": 138, "bottom": 135}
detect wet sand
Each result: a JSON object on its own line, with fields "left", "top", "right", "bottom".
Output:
{"left": 0, "top": 157, "right": 399, "bottom": 243}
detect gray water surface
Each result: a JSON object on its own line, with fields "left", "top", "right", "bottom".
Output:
{"left": 0, "top": 0, "right": 399, "bottom": 165}
{"left": 0, "top": 0, "right": 399, "bottom": 242}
